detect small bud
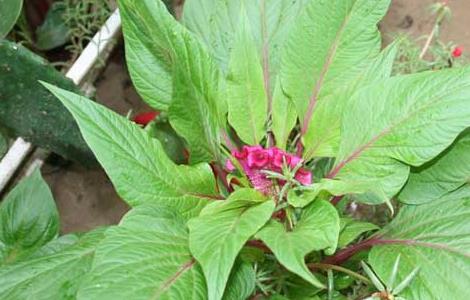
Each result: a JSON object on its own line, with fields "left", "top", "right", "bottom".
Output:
{"left": 133, "top": 111, "right": 159, "bottom": 125}
{"left": 452, "top": 46, "right": 463, "bottom": 58}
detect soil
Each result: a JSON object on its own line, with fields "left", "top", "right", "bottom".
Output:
{"left": 46, "top": 0, "right": 470, "bottom": 234}
{"left": 382, "top": 0, "right": 470, "bottom": 50}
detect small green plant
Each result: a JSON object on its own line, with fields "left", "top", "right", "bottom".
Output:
{"left": 392, "top": 1, "right": 467, "bottom": 75}
{"left": 2, "top": 0, "right": 470, "bottom": 299}
{"left": 361, "top": 256, "right": 420, "bottom": 300}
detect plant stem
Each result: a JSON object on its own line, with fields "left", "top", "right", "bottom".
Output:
{"left": 322, "top": 237, "right": 382, "bottom": 266}
{"left": 419, "top": 3, "right": 449, "bottom": 59}
{"left": 309, "top": 263, "right": 372, "bottom": 285}
{"left": 246, "top": 240, "right": 272, "bottom": 253}
{"left": 419, "top": 25, "right": 438, "bottom": 59}
{"left": 330, "top": 195, "right": 344, "bottom": 206}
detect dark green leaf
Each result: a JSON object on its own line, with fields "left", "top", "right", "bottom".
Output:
{"left": 0, "top": 169, "right": 58, "bottom": 264}
{"left": 0, "top": 40, "right": 95, "bottom": 165}
{"left": 35, "top": 2, "right": 70, "bottom": 50}
{"left": 0, "top": 0, "right": 23, "bottom": 38}
{"left": 146, "top": 116, "right": 187, "bottom": 164}
{"left": 0, "top": 229, "right": 105, "bottom": 300}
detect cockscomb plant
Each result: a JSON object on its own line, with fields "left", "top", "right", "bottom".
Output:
{"left": 1, "top": 0, "right": 470, "bottom": 299}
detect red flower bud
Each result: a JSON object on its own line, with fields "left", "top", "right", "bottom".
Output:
{"left": 133, "top": 111, "right": 159, "bottom": 125}
{"left": 452, "top": 46, "right": 463, "bottom": 58}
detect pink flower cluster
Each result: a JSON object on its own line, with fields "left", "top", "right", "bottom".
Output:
{"left": 226, "top": 146, "right": 312, "bottom": 194}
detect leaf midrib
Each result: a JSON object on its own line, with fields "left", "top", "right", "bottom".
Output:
{"left": 301, "top": 1, "right": 356, "bottom": 134}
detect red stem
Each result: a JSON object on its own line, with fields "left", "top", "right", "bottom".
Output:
{"left": 246, "top": 240, "right": 272, "bottom": 253}
{"left": 330, "top": 195, "right": 344, "bottom": 206}
{"left": 322, "top": 237, "right": 381, "bottom": 265}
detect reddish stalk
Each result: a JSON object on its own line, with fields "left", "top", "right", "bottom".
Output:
{"left": 211, "top": 164, "right": 233, "bottom": 194}
{"left": 322, "top": 237, "right": 382, "bottom": 265}
{"left": 246, "top": 240, "right": 272, "bottom": 253}
{"left": 330, "top": 195, "right": 344, "bottom": 206}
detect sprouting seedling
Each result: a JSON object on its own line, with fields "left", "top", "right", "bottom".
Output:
{"left": 361, "top": 255, "right": 420, "bottom": 300}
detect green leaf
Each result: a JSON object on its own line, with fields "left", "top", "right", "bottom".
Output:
{"left": 369, "top": 192, "right": 470, "bottom": 299}
{"left": 0, "top": 169, "right": 59, "bottom": 263}
{"left": 281, "top": 0, "right": 390, "bottom": 140}
{"left": 328, "top": 67, "right": 470, "bottom": 204}
{"left": 35, "top": 2, "right": 70, "bottom": 50}
{"left": 338, "top": 218, "right": 379, "bottom": 248}
{"left": 77, "top": 205, "right": 207, "bottom": 300}
{"left": 256, "top": 200, "right": 340, "bottom": 289}
{"left": 226, "top": 8, "right": 268, "bottom": 145}
{"left": 0, "top": 229, "right": 105, "bottom": 300}
{"left": 0, "top": 0, "right": 22, "bottom": 38}
{"left": 272, "top": 78, "right": 297, "bottom": 150}
{"left": 119, "top": 0, "right": 224, "bottom": 164}
{"left": 146, "top": 116, "right": 187, "bottom": 164}
{"left": 118, "top": 0, "right": 173, "bottom": 110}
{"left": 223, "top": 261, "right": 256, "bottom": 300}
{"left": 42, "top": 83, "right": 218, "bottom": 217}
{"left": 188, "top": 189, "right": 275, "bottom": 300}
{"left": 302, "top": 41, "right": 398, "bottom": 159}
{"left": 0, "top": 132, "right": 8, "bottom": 158}
{"left": 169, "top": 37, "right": 224, "bottom": 164}
{"left": 0, "top": 40, "right": 95, "bottom": 165}
{"left": 287, "top": 179, "right": 379, "bottom": 208}
{"left": 399, "top": 131, "right": 470, "bottom": 205}
{"left": 183, "top": 0, "right": 306, "bottom": 78}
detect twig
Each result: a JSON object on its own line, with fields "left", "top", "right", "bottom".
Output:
{"left": 308, "top": 263, "right": 371, "bottom": 285}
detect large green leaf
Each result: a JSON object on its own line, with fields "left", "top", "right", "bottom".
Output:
{"left": 42, "top": 83, "right": 218, "bottom": 217}
{"left": 226, "top": 8, "right": 268, "bottom": 145}
{"left": 327, "top": 67, "right": 470, "bottom": 204}
{"left": 118, "top": 0, "right": 173, "bottom": 110}
{"left": 281, "top": 0, "right": 390, "bottom": 141}
{"left": 256, "top": 200, "right": 340, "bottom": 289}
{"left": 369, "top": 191, "right": 470, "bottom": 299}
{"left": 399, "top": 131, "right": 470, "bottom": 205}
{"left": 188, "top": 189, "right": 275, "bottom": 300}
{"left": 77, "top": 205, "right": 207, "bottom": 300}
{"left": 0, "top": 40, "right": 95, "bottom": 165}
{"left": 302, "top": 42, "right": 398, "bottom": 159}
{"left": 119, "top": 0, "right": 224, "bottom": 164}
{"left": 0, "top": 169, "right": 59, "bottom": 264}
{"left": 0, "top": 0, "right": 22, "bottom": 38}
{"left": 183, "top": 0, "right": 307, "bottom": 78}
{"left": 0, "top": 229, "right": 105, "bottom": 300}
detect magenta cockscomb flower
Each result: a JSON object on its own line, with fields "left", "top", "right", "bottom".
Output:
{"left": 225, "top": 146, "right": 312, "bottom": 194}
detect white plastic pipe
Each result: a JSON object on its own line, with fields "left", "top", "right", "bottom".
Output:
{"left": 0, "top": 9, "right": 122, "bottom": 193}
